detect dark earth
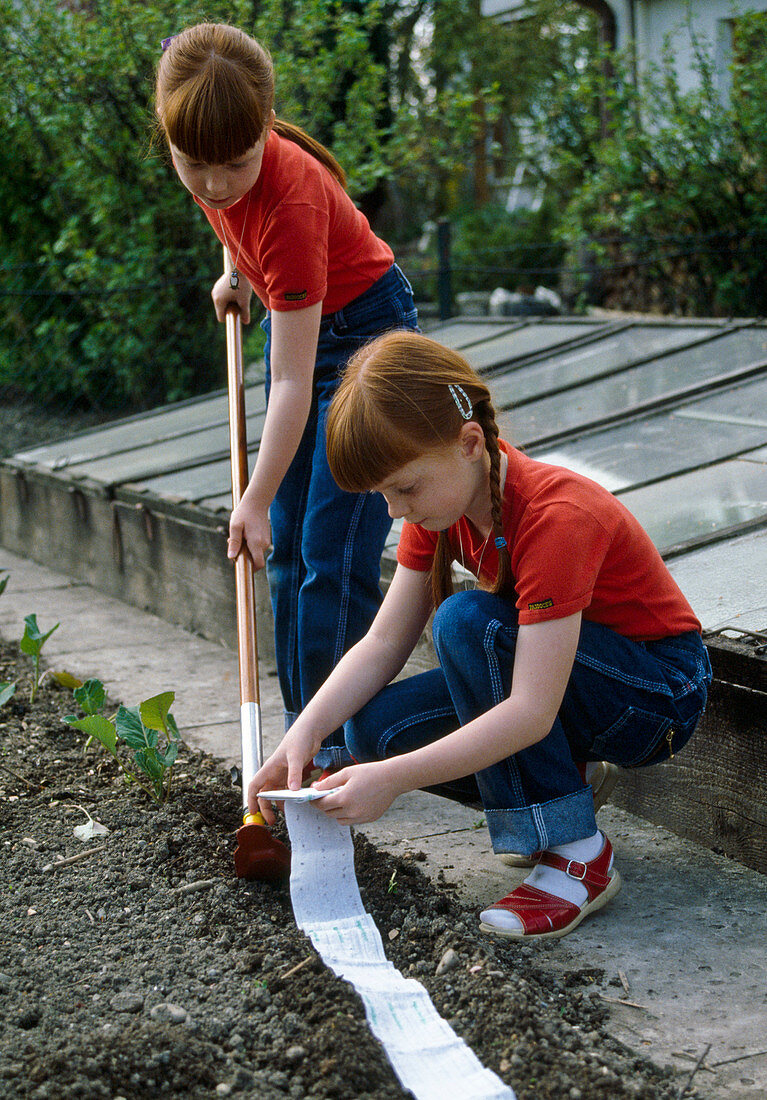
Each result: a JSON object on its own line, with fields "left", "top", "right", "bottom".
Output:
{"left": 0, "top": 640, "right": 703, "bottom": 1100}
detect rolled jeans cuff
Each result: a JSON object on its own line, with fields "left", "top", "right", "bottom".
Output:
{"left": 313, "top": 745, "right": 356, "bottom": 769}
{"left": 280, "top": 711, "right": 351, "bottom": 771}
{"left": 484, "top": 786, "right": 597, "bottom": 855}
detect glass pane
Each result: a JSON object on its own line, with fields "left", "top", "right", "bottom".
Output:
{"left": 466, "top": 321, "right": 606, "bottom": 372}
{"left": 131, "top": 456, "right": 237, "bottom": 501}
{"left": 504, "top": 327, "right": 767, "bottom": 443}
{"left": 195, "top": 492, "right": 231, "bottom": 514}
{"left": 666, "top": 528, "right": 767, "bottom": 633}
{"left": 675, "top": 378, "right": 767, "bottom": 428}
{"left": 16, "top": 386, "right": 265, "bottom": 468}
{"left": 67, "top": 409, "right": 265, "bottom": 484}
{"left": 618, "top": 457, "right": 767, "bottom": 550}
{"left": 489, "top": 324, "right": 717, "bottom": 407}
{"left": 427, "top": 321, "right": 521, "bottom": 348}
{"left": 530, "top": 379, "right": 767, "bottom": 490}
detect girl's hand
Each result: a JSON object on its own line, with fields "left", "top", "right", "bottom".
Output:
{"left": 212, "top": 272, "right": 253, "bottom": 324}
{"left": 228, "top": 497, "right": 271, "bottom": 570}
{"left": 313, "top": 763, "right": 402, "bottom": 826}
{"left": 248, "top": 723, "right": 320, "bottom": 824}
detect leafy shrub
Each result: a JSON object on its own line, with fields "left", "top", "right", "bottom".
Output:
{"left": 546, "top": 14, "right": 767, "bottom": 316}
{"left": 450, "top": 203, "right": 566, "bottom": 294}
{"left": 0, "top": 0, "right": 395, "bottom": 412}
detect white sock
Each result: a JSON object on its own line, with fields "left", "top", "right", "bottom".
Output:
{"left": 481, "top": 831, "right": 606, "bottom": 933}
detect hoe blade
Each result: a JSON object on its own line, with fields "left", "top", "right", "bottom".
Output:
{"left": 234, "top": 820, "right": 291, "bottom": 883}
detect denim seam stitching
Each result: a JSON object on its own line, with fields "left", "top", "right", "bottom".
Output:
{"left": 333, "top": 492, "right": 368, "bottom": 667}
{"left": 484, "top": 619, "right": 505, "bottom": 705}
{"left": 574, "top": 650, "right": 672, "bottom": 694}
{"left": 483, "top": 619, "right": 527, "bottom": 805}
{"left": 532, "top": 804, "right": 548, "bottom": 851}
{"left": 329, "top": 294, "right": 412, "bottom": 335}
{"left": 376, "top": 706, "right": 456, "bottom": 758}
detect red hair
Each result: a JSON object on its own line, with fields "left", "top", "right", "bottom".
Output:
{"left": 155, "top": 23, "right": 346, "bottom": 187}
{"left": 326, "top": 332, "right": 513, "bottom": 607}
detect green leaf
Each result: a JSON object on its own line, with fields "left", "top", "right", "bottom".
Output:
{"left": 0, "top": 682, "right": 16, "bottom": 707}
{"left": 20, "top": 614, "right": 59, "bottom": 656}
{"left": 114, "top": 705, "right": 147, "bottom": 750}
{"left": 166, "top": 713, "right": 181, "bottom": 741}
{"left": 19, "top": 615, "right": 41, "bottom": 655}
{"left": 142, "top": 752, "right": 165, "bottom": 781}
{"left": 158, "top": 741, "right": 179, "bottom": 769}
{"left": 64, "top": 714, "right": 118, "bottom": 755}
{"left": 139, "top": 691, "right": 175, "bottom": 733}
{"left": 0, "top": 573, "right": 8, "bottom": 596}
{"left": 73, "top": 678, "right": 106, "bottom": 716}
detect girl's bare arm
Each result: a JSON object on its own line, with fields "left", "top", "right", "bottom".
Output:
{"left": 228, "top": 303, "right": 322, "bottom": 568}
{"left": 317, "top": 612, "right": 583, "bottom": 825}
{"left": 249, "top": 565, "right": 433, "bottom": 818}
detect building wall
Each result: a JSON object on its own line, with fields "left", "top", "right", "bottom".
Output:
{"left": 629, "top": 0, "right": 767, "bottom": 99}
{"left": 482, "top": 1, "right": 767, "bottom": 98}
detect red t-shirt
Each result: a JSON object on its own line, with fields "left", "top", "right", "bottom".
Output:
{"left": 397, "top": 441, "right": 701, "bottom": 642}
{"left": 196, "top": 132, "right": 393, "bottom": 313}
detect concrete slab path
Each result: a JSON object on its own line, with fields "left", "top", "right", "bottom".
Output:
{"left": 2, "top": 546, "right": 765, "bottom": 1100}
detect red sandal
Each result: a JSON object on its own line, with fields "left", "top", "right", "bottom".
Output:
{"left": 480, "top": 835, "right": 622, "bottom": 941}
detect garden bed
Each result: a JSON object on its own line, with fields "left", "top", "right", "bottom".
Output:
{"left": 0, "top": 641, "right": 694, "bottom": 1100}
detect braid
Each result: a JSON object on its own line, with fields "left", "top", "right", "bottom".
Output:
{"left": 475, "top": 401, "right": 513, "bottom": 596}
{"left": 431, "top": 532, "right": 455, "bottom": 608}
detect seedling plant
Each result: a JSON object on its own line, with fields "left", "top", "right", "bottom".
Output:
{"left": 65, "top": 680, "right": 180, "bottom": 804}
{"left": 0, "top": 577, "right": 180, "bottom": 803}
{"left": 20, "top": 614, "right": 60, "bottom": 703}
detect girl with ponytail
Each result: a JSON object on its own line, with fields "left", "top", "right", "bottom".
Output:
{"left": 156, "top": 24, "right": 418, "bottom": 769}
{"left": 251, "top": 331, "right": 711, "bottom": 943}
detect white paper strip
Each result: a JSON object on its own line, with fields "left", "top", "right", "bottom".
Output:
{"left": 284, "top": 801, "right": 516, "bottom": 1100}
{"left": 259, "top": 787, "right": 342, "bottom": 802}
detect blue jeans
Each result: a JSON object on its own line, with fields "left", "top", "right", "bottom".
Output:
{"left": 262, "top": 264, "right": 419, "bottom": 768}
{"left": 346, "top": 589, "right": 711, "bottom": 855}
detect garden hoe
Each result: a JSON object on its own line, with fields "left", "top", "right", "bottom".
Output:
{"left": 224, "top": 250, "right": 290, "bottom": 884}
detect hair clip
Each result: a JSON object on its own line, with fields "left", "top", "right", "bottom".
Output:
{"left": 494, "top": 536, "right": 507, "bottom": 550}
{"left": 161, "top": 35, "right": 177, "bottom": 52}
{"left": 448, "top": 383, "right": 473, "bottom": 420}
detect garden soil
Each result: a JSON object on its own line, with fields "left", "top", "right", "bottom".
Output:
{"left": 0, "top": 642, "right": 694, "bottom": 1100}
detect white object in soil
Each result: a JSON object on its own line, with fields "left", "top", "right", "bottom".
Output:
{"left": 284, "top": 800, "right": 516, "bottom": 1100}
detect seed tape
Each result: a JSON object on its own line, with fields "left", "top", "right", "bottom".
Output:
{"left": 283, "top": 798, "right": 517, "bottom": 1100}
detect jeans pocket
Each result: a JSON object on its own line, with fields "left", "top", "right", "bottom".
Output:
{"left": 591, "top": 706, "right": 677, "bottom": 767}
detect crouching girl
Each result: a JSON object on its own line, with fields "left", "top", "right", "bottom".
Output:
{"left": 250, "top": 331, "right": 711, "bottom": 940}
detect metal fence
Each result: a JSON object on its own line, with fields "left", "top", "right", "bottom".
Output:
{"left": 2, "top": 225, "right": 765, "bottom": 456}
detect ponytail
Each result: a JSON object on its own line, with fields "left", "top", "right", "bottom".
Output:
{"left": 273, "top": 119, "right": 346, "bottom": 189}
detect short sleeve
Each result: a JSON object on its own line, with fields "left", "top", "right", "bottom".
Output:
{"left": 513, "top": 501, "right": 612, "bottom": 624}
{"left": 259, "top": 202, "right": 330, "bottom": 311}
{"left": 397, "top": 522, "right": 439, "bottom": 572}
